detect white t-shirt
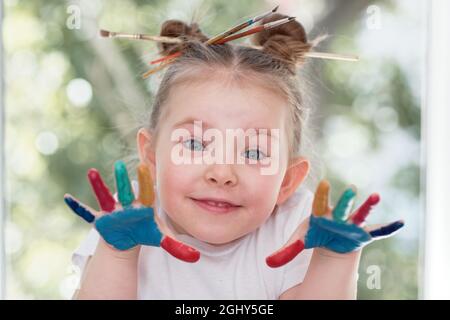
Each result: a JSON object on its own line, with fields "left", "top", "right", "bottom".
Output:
{"left": 72, "top": 185, "right": 314, "bottom": 299}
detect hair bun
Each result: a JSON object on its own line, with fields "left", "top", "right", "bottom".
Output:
{"left": 252, "top": 13, "right": 312, "bottom": 70}
{"left": 158, "top": 20, "right": 209, "bottom": 56}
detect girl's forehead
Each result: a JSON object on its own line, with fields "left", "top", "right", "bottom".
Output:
{"left": 162, "top": 78, "right": 288, "bottom": 129}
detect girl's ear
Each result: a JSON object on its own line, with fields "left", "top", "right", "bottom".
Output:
{"left": 276, "top": 157, "right": 310, "bottom": 205}
{"left": 137, "top": 128, "right": 156, "bottom": 179}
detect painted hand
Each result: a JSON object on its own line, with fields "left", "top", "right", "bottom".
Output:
{"left": 64, "top": 160, "right": 200, "bottom": 263}
{"left": 266, "top": 180, "right": 404, "bottom": 268}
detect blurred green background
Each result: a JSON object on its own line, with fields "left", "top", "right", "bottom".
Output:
{"left": 3, "top": 0, "right": 423, "bottom": 299}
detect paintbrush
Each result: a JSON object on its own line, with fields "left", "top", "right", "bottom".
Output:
{"left": 143, "top": 16, "right": 295, "bottom": 78}
{"left": 149, "top": 5, "right": 279, "bottom": 65}
{"left": 215, "top": 16, "right": 295, "bottom": 44}
{"left": 99, "top": 29, "right": 183, "bottom": 44}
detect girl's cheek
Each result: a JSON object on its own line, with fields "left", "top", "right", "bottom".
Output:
{"left": 239, "top": 168, "right": 283, "bottom": 202}
{"left": 160, "top": 161, "right": 201, "bottom": 195}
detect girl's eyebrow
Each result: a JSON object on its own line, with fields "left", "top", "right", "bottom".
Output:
{"left": 172, "top": 117, "right": 278, "bottom": 138}
{"left": 248, "top": 128, "right": 274, "bottom": 135}
{"left": 172, "top": 117, "right": 208, "bottom": 129}
{"left": 247, "top": 128, "right": 280, "bottom": 141}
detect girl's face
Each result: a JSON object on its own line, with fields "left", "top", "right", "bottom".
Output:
{"left": 139, "top": 73, "right": 309, "bottom": 244}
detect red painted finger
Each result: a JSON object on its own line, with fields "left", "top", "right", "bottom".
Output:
{"left": 265, "top": 219, "right": 308, "bottom": 268}
{"left": 350, "top": 193, "right": 380, "bottom": 226}
{"left": 88, "top": 168, "right": 116, "bottom": 212}
{"left": 266, "top": 240, "right": 305, "bottom": 268}
{"left": 160, "top": 235, "right": 200, "bottom": 263}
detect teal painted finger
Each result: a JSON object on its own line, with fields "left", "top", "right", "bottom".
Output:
{"left": 332, "top": 187, "right": 356, "bottom": 222}
{"left": 114, "top": 161, "right": 135, "bottom": 207}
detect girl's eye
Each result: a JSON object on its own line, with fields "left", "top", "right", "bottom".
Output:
{"left": 243, "top": 149, "right": 267, "bottom": 161}
{"left": 182, "top": 138, "right": 204, "bottom": 152}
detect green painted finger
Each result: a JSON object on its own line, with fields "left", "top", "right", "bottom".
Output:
{"left": 115, "top": 160, "right": 135, "bottom": 207}
{"left": 332, "top": 187, "right": 356, "bottom": 222}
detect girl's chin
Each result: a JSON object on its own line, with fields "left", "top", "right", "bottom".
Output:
{"left": 198, "top": 234, "right": 241, "bottom": 245}
{"left": 184, "top": 227, "right": 242, "bottom": 245}
{"left": 164, "top": 213, "right": 243, "bottom": 244}
{"left": 177, "top": 222, "right": 249, "bottom": 245}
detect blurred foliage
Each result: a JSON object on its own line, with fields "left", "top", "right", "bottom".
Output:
{"left": 4, "top": 0, "right": 422, "bottom": 299}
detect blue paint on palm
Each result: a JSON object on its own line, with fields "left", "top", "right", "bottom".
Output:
{"left": 95, "top": 206, "right": 163, "bottom": 250}
{"left": 304, "top": 215, "right": 372, "bottom": 253}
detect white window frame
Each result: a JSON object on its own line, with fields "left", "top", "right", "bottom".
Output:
{"left": 422, "top": 0, "right": 450, "bottom": 300}
{"left": 0, "top": 0, "right": 5, "bottom": 300}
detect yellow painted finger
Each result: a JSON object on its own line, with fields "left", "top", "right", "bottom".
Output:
{"left": 312, "top": 180, "right": 330, "bottom": 216}
{"left": 137, "top": 163, "right": 155, "bottom": 207}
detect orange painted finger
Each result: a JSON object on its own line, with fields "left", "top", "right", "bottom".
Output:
{"left": 312, "top": 180, "right": 330, "bottom": 216}
{"left": 137, "top": 163, "right": 155, "bottom": 207}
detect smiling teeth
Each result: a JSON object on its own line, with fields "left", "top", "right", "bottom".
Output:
{"left": 206, "top": 201, "right": 230, "bottom": 207}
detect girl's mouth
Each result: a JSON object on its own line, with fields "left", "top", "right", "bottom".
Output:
{"left": 190, "top": 197, "right": 241, "bottom": 214}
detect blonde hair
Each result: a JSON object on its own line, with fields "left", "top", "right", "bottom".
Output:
{"left": 147, "top": 13, "right": 317, "bottom": 165}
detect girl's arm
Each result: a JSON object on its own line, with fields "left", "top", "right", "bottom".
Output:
{"left": 73, "top": 240, "right": 141, "bottom": 300}
{"left": 279, "top": 248, "right": 361, "bottom": 300}
{"left": 269, "top": 180, "right": 403, "bottom": 299}
{"left": 67, "top": 162, "right": 201, "bottom": 299}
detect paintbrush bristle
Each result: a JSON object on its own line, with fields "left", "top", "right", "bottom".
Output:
{"left": 272, "top": 5, "right": 279, "bottom": 12}
{"left": 99, "top": 29, "right": 112, "bottom": 37}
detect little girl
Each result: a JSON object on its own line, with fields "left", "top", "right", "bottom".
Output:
{"left": 65, "top": 13, "right": 404, "bottom": 299}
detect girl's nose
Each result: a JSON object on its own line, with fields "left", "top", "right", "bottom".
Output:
{"left": 205, "top": 164, "right": 238, "bottom": 187}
